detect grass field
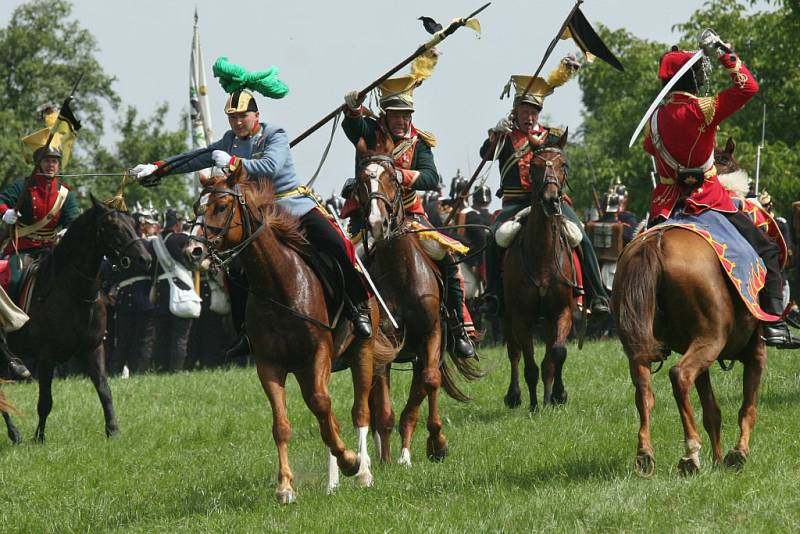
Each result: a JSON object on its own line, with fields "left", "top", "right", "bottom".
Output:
{"left": 2, "top": 340, "right": 800, "bottom": 533}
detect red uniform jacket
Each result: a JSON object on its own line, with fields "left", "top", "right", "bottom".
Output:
{"left": 644, "top": 53, "right": 758, "bottom": 221}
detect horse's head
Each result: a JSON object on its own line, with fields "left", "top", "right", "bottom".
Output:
{"left": 91, "top": 195, "right": 152, "bottom": 271}
{"left": 354, "top": 136, "right": 403, "bottom": 241}
{"left": 530, "top": 128, "right": 569, "bottom": 217}
{"left": 714, "top": 137, "right": 739, "bottom": 175}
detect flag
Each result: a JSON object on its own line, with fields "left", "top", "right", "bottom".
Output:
{"left": 21, "top": 101, "right": 82, "bottom": 169}
{"left": 560, "top": 7, "right": 624, "bottom": 72}
{"left": 190, "top": 9, "right": 214, "bottom": 151}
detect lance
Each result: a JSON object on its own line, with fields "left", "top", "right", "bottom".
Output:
{"left": 754, "top": 102, "right": 766, "bottom": 195}
{"left": 289, "top": 2, "right": 491, "bottom": 148}
{"left": 444, "top": 1, "right": 583, "bottom": 226}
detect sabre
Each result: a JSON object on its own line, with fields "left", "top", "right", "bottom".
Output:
{"left": 329, "top": 207, "right": 399, "bottom": 330}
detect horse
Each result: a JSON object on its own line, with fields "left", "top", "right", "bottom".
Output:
{"left": 0, "top": 381, "right": 20, "bottom": 445}
{"left": 614, "top": 155, "right": 768, "bottom": 476}
{"left": 193, "top": 166, "right": 397, "bottom": 504}
{"left": 501, "top": 132, "right": 574, "bottom": 411}
{"left": 7, "top": 197, "right": 151, "bottom": 442}
{"left": 352, "top": 137, "right": 481, "bottom": 466}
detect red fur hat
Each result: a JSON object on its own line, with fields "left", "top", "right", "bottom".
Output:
{"left": 658, "top": 50, "right": 696, "bottom": 80}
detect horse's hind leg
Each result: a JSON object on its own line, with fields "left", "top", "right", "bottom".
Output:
{"left": 348, "top": 342, "right": 375, "bottom": 487}
{"left": 398, "top": 361, "right": 427, "bottom": 466}
{"left": 520, "top": 334, "right": 539, "bottom": 412}
{"left": 256, "top": 362, "right": 295, "bottom": 504}
{"left": 694, "top": 369, "right": 723, "bottom": 465}
{"left": 2, "top": 411, "right": 21, "bottom": 444}
{"left": 629, "top": 357, "right": 656, "bottom": 477}
{"left": 669, "top": 343, "right": 719, "bottom": 475}
{"left": 369, "top": 368, "right": 394, "bottom": 463}
{"left": 86, "top": 345, "right": 119, "bottom": 437}
{"left": 34, "top": 362, "right": 54, "bottom": 443}
{"left": 725, "top": 335, "right": 766, "bottom": 470}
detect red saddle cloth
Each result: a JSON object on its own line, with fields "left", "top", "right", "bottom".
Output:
{"left": 0, "top": 259, "right": 10, "bottom": 291}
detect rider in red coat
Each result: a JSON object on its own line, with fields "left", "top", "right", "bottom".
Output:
{"left": 643, "top": 30, "right": 799, "bottom": 348}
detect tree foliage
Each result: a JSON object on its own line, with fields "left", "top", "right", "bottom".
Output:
{"left": 569, "top": 0, "right": 799, "bottom": 218}
{"left": 0, "top": 0, "right": 194, "bottom": 212}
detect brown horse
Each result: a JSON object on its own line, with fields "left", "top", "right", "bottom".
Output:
{"left": 352, "top": 137, "right": 480, "bottom": 465}
{"left": 614, "top": 181, "right": 766, "bottom": 476}
{"left": 0, "top": 381, "right": 18, "bottom": 445}
{"left": 502, "top": 134, "right": 575, "bottom": 411}
{"left": 195, "top": 166, "right": 396, "bottom": 504}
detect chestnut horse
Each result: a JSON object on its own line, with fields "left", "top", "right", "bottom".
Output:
{"left": 1, "top": 382, "right": 19, "bottom": 446}
{"left": 351, "top": 138, "right": 481, "bottom": 466}
{"left": 195, "top": 166, "right": 396, "bottom": 504}
{"left": 502, "top": 134, "right": 575, "bottom": 411}
{"left": 614, "top": 168, "right": 767, "bottom": 476}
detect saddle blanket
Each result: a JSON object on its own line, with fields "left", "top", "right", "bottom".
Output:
{"left": 642, "top": 209, "right": 778, "bottom": 321}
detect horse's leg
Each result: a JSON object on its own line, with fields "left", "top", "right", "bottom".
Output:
{"left": 694, "top": 369, "right": 723, "bottom": 465}
{"left": 34, "top": 361, "right": 55, "bottom": 443}
{"left": 504, "top": 317, "right": 523, "bottom": 408}
{"left": 725, "top": 335, "right": 766, "bottom": 470}
{"left": 398, "top": 361, "right": 427, "bottom": 466}
{"left": 425, "top": 369, "right": 447, "bottom": 462}
{"left": 370, "top": 367, "right": 394, "bottom": 463}
{"left": 669, "top": 343, "right": 718, "bottom": 475}
{"left": 348, "top": 342, "right": 374, "bottom": 487}
{"left": 256, "top": 362, "right": 295, "bottom": 504}
{"left": 294, "top": 352, "right": 359, "bottom": 478}
{"left": 520, "top": 333, "right": 539, "bottom": 412}
{"left": 629, "top": 358, "right": 656, "bottom": 477}
{"left": 542, "top": 308, "right": 571, "bottom": 406}
{"left": 85, "top": 344, "right": 119, "bottom": 438}
{"left": 2, "top": 411, "right": 21, "bottom": 444}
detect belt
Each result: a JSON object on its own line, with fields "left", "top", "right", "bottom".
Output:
{"left": 274, "top": 185, "right": 314, "bottom": 199}
{"left": 659, "top": 165, "right": 717, "bottom": 185}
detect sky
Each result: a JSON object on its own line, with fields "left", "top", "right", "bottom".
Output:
{"left": 0, "top": 0, "right": 776, "bottom": 203}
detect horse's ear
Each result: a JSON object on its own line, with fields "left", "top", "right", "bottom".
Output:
{"left": 198, "top": 172, "right": 214, "bottom": 188}
{"left": 557, "top": 127, "right": 569, "bottom": 149}
{"left": 89, "top": 193, "right": 99, "bottom": 208}
{"left": 356, "top": 137, "right": 368, "bottom": 158}
{"left": 725, "top": 137, "right": 736, "bottom": 155}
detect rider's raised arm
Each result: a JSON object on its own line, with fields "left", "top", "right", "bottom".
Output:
{"left": 155, "top": 141, "right": 222, "bottom": 176}
{"left": 708, "top": 52, "right": 759, "bottom": 128}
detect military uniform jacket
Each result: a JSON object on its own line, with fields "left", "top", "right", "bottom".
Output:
{"left": 480, "top": 126, "right": 564, "bottom": 206}
{"left": 156, "top": 123, "right": 316, "bottom": 218}
{"left": 0, "top": 175, "right": 80, "bottom": 253}
{"left": 342, "top": 114, "right": 439, "bottom": 216}
{"left": 644, "top": 52, "right": 758, "bottom": 221}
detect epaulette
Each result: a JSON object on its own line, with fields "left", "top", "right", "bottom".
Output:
{"left": 696, "top": 96, "right": 718, "bottom": 126}
{"left": 546, "top": 126, "right": 565, "bottom": 137}
{"left": 416, "top": 128, "right": 437, "bottom": 148}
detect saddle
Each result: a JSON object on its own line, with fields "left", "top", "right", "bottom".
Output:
{"left": 16, "top": 257, "right": 42, "bottom": 314}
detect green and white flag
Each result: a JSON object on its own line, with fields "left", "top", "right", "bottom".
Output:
{"left": 190, "top": 9, "right": 213, "bottom": 153}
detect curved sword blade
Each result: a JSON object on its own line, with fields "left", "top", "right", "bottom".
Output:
{"left": 628, "top": 49, "right": 704, "bottom": 148}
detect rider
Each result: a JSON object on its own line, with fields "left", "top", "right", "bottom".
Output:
{"left": 643, "top": 31, "right": 799, "bottom": 348}
{"left": 599, "top": 182, "right": 639, "bottom": 246}
{"left": 132, "top": 64, "right": 374, "bottom": 348}
{"left": 479, "top": 56, "right": 612, "bottom": 317}
{"left": 340, "top": 74, "right": 477, "bottom": 358}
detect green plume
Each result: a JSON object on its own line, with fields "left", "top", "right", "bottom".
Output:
{"left": 212, "top": 57, "right": 289, "bottom": 99}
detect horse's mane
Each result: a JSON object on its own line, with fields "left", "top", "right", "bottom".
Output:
{"left": 39, "top": 203, "right": 103, "bottom": 275}
{"left": 239, "top": 178, "right": 308, "bottom": 250}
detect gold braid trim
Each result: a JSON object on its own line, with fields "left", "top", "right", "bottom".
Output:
{"left": 416, "top": 128, "right": 437, "bottom": 148}
{"left": 697, "top": 96, "right": 718, "bottom": 126}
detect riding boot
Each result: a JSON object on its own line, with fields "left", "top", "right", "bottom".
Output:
{"left": 447, "top": 312, "right": 476, "bottom": 359}
{"left": 563, "top": 204, "right": 610, "bottom": 316}
{"left": 761, "top": 298, "right": 800, "bottom": 349}
{"left": 225, "top": 334, "right": 252, "bottom": 360}
{"left": 349, "top": 301, "right": 372, "bottom": 340}
{"left": 480, "top": 237, "right": 504, "bottom": 317}
{"left": 0, "top": 330, "right": 30, "bottom": 379}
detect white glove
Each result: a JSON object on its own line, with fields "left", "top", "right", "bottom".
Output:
{"left": 131, "top": 163, "right": 158, "bottom": 179}
{"left": 492, "top": 116, "right": 513, "bottom": 134}
{"left": 2, "top": 209, "right": 19, "bottom": 225}
{"left": 699, "top": 28, "right": 728, "bottom": 57}
{"left": 212, "top": 150, "right": 232, "bottom": 168}
{"left": 561, "top": 53, "right": 581, "bottom": 72}
{"left": 344, "top": 90, "right": 365, "bottom": 111}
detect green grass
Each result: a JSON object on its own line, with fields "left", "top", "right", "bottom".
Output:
{"left": 2, "top": 340, "right": 800, "bottom": 532}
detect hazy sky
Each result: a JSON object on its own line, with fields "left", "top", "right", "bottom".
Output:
{"left": 0, "top": 0, "right": 774, "bottom": 201}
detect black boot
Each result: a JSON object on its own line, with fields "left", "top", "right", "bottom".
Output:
{"left": 0, "top": 330, "right": 30, "bottom": 379}
{"left": 224, "top": 334, "right": 252, "bottom": 360}
{"left": 351, "top": 302, "right": 372, "bottom": 340}
{"left": 762, "top": 321, "right": 800, "bottom": 349}
{"left": 448, "top": 321, "right": 476, "bottom": 359}
{"left": 590, "top": 296, "right": 611, "bottom": 316}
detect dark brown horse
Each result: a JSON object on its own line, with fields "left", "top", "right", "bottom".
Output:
{"left": 502, "top": 134, "right": 575, "bottom": 411}
{"left": 8, "top": 198, "right": 151, "bottom": 442}
{"left": 195, "top": 166, "right": 396, "bottom": 504}
{"left": 352, "top": 137, "right": 480, "bottom": 466}
{"left": 614, "top": 172, "right": 765, "bottom": 476}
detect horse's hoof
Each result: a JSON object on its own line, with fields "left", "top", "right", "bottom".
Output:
{"left": 677, "top": 456, "right": 700, "bottom": 476}
{"left": 723, "top": 449, "right": 747, "bottom": 470}
{"left": 341, "top": 456, "right": 361, "bottom": 477}
{"left": 504, "top": 391, "right": 522, "bottom": 409}
{"left": 33, "top": 431, "right": 44, "bottom": 444}
{"left": 552, "top": 390, "right": 568, "bottom": 405}
{"left": 106, "top": 426, "right": 119, "bottom": 438}
{"left": 398, "top": 448, "right": 412, "bottom": 466}
{"left": 355, "top": 469, "right": 374, "bottom": 488}
{"left": 634, "top": 452, "right": 656, "bottom": 478}
{"left": 276, "top": 489, "right": 296, "bottom": 505}
{"left": 427, "top": 439, "right": 448, "bottom": 463}
{"left": 7, "top": 428, "right": 21, "bottom": 445}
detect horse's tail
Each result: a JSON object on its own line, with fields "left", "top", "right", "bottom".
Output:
{"left": 441, "top": 348, "right": 484, "bottom": 403}
{"left": 0, "top": 381, "right": 16, "bottom": 414}
{"left": 613, "top": 235, "right": 663, "bottom": 357}
{"left": 371, "top": 326, "right": 402, "bottom": 373}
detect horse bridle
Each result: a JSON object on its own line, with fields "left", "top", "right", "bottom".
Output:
{"left": 356, "top": 154, "right": 406, "bottom": 239}
{"left": 531, "top": 147, "right": 569, "bottom": 214}
{"left": 98, "top": 210, "right": 143, "bottom": 269}
{"left": 192, "top": 183, "right": 267, "bottom": 269}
